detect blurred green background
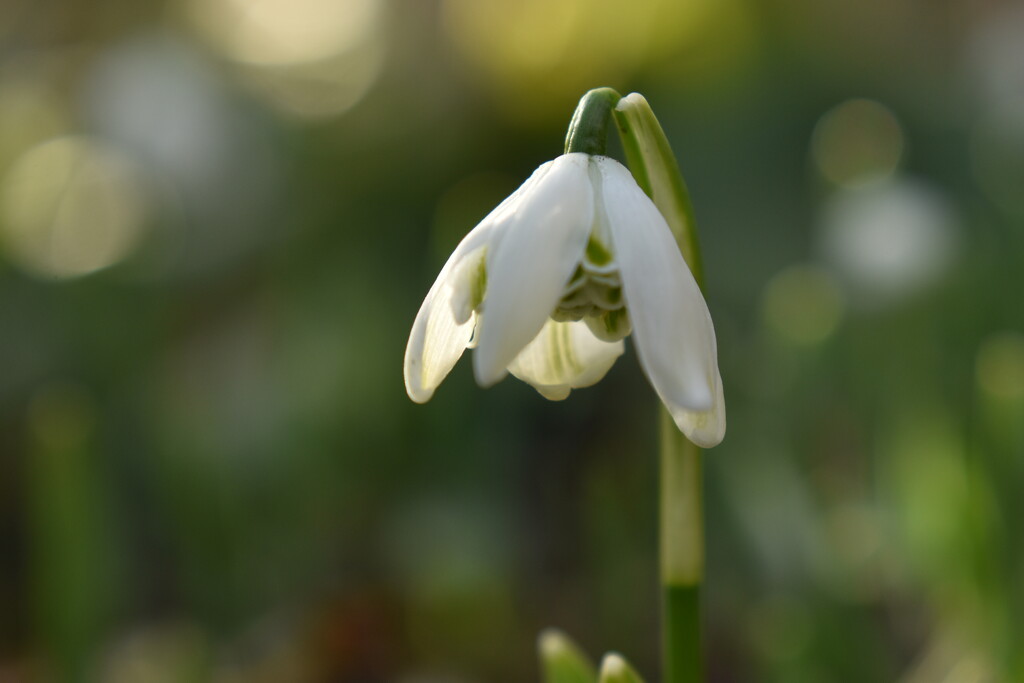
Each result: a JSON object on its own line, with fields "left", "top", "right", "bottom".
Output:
{"left": 1, "top": 0, "right": 1022, "bottom": 681}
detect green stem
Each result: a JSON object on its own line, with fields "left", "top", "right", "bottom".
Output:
{"left": 660, "top": 412, "right": 704, "bottom": 683}
{"left": 611, "top": 92, "right": 707, "bottom": 683}
{"left": 564, "top": 88, "right": 622, "bottom": 156}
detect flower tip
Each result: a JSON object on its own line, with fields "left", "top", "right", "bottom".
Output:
{"left": 601, "top": 654, "right": 628, "bottom": 675}
{"left": 403, "top": 375, "right": 434, "bottom": 404}
{"left": 403, "top": 356, "right": 431, "bottom": 403}
{"left": 472, "top": 354, "right": 508, "bottom": 389}
{"left": 670, "top": 405, "right": 725, "bottom": 449}
{"left": 534, "top": 384, "right": 572, "bottom": 401}
{"left": 614, "top": 92, "right": 648, "bottom": 112}
{"left": 599, "top": 653, "right": 645, "bottom": 682}
{"left": 688, "top": 428, "right": 725, "bottom": 449}
{"left": 405, "top": 387, "right": 433, "bottom": 404}
{"left": 537, "top": 628, "right": 570, "bottom": 657}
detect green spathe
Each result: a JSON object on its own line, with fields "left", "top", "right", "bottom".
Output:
{"left": 613, "top": 93, "right": 705, "bottom": 288}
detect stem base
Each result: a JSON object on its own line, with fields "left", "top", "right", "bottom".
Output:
{"left": 663, "top": 584, "right": 702, "bottom": 683}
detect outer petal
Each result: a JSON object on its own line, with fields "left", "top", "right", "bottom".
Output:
{"left": 473, "top": 153, "right": 594, "bottom": 386}
{"left": 404, "top": 162, "right": 554, "bottom": 402}
{"left": 598, "top": 157, "right": 725, "bottom": 446}
{"left": 507, "top": 319, "right": 624, "bottom": 400}
{"left": 673, "top": 365, "right": 725, "bottom": 448}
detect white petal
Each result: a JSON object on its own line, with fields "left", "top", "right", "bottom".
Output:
{"left": 473, "top": 153, "right": 594, "bottom": 386}
{"left": 403, "top": 252, "right": 478, "bottom": 403}
{"left": 404, "top": 164, "right": 552, "bottom": 402}
{"left": 598, "top": 157, "right": 725, "bottom": 445}
{"left": 669, "top": 365, "right": 726, "bottom": 448}
{"left": 449, "top": 245, "right": 488, "bottom": 325}
{"left": 507, "top": 319, "right": 624, "bottom": 400}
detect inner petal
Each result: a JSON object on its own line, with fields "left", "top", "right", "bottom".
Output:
{"left": 552, "top": 158, "right": 626, "bottom": 322}
{"left": 507, "top": 318, "right": 625, "bottom": 400}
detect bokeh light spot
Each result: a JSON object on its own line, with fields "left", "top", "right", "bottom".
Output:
{"left": 1, "top": 136, "right": 149, "bottom": 279}
{"left": 761, "top": 265, "right": 844, "bottom": 346}
{"left": 237, "top": 42, "right": 385, "bottom": 120}
{"left": 976, "top": 332, "right": 1024, "bottom": 400}
{"left": 819, "top": 178, "right": 957, "bottom": 307}
{"left": 0, "top": 79, "right": 68, "bottom": 173}
{"left": 185, "top": 0, "right": 386, "bottom": 119}
{"left": 442, "top": 0, "right": 756, "bottom": 120}
{"left": 963, "top": 3, "right": 1024, "bottom": 110}
{"left": 83, "top": 35, "right": 230, "bottom": 191}
{"left": 811, "top": 99, "right": 904, "bottom": 188}
{"left": 187, "top": 0, "right": 382, "bottom": 66}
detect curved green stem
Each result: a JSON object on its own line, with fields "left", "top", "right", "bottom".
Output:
{"left": 564, "top": 88, "right": 622, "bottom": 156}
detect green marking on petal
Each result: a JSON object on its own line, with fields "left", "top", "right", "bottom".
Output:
{"left": 585, "top": 236, "right": 613, "bottom": 266}
{"left": 548, "top": 323, "right": 565, "bottom": 379}
{"left": 552, "top": 306, "right": 591, "bottom": 322}
{"left": 564, "top": 265, "right": 587, "bottom": 292}
{"left": 589, "top": 282, "right": 624, "bottom": 310}
{"left": 561, "top": 321, "right": 583, "bottom": 375}
{"left": 560, "top": 287, "right": 591, "bottom": 309}
{"left": 469, "top": 247, "right": 487, "bottom": 311}
{"left": 585, "top": 308, "right": 631, "bottom": 343}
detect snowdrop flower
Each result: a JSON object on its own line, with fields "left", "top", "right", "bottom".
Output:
{"left": 404, "top": 153, "right": 724, "bottom": 447}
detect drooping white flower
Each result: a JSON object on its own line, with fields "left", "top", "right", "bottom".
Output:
{"left": 404, "top": 153, "right": 725, "bottom": 447}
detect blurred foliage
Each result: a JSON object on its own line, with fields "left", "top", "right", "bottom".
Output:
{"left": 0, "top": 0, "right": 1022, "bottom": 681}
